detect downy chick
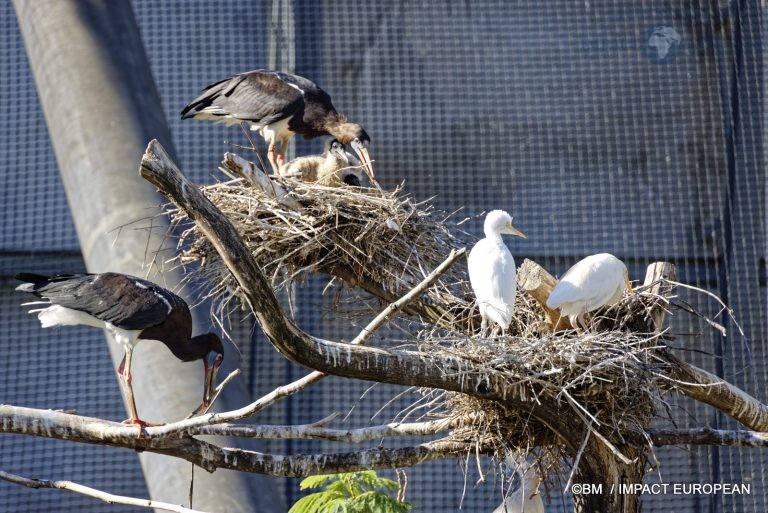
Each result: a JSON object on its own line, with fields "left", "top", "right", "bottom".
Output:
{"left": 280, "top": 139, "right": 364, "bottom": 186}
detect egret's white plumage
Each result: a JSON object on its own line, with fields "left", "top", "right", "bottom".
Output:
{"left": 468, "top": 210, "right": 526, "bottom": 335}
{"left": 546, "top": 253, "right": 633, "bottom": 328}
{"left": 493, "top": 458, "right": 545, "bottom": 513}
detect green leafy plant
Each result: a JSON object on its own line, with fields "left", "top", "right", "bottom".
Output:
{"left": 288, "top": 471, "right": 414, "bottom": 513}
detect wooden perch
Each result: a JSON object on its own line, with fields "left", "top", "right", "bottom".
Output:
{"left": 517, "top": 259, "right": 570, "bottom": 330}
{"left": 220, "top": 152, "right": 299, "bottom": 209}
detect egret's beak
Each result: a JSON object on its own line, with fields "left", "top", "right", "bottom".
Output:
{"left": 202, "top": 351, "right": 223, "bottom": 408}
{"left": 351, "top": 139, "right": 375, "bottom": 183}
{"left": 506, "top": 223, "right": 527, "bottom": 238}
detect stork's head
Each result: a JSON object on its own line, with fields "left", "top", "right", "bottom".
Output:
{"left": 484, "top": 210, "right": 526, "bottom": 239}
{"left": 194, "top": 333, "right": 224, "bottom": 410}
{"left": 333, "top": 123, "right": 374, "bottom": 182}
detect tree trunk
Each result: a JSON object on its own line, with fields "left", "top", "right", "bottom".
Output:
{"left": 12, "top": 2, "right": 281, "bottom": 511}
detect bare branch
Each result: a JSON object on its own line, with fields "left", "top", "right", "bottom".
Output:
{"left": 211, "top": 438, "right": 484, "bottom": 476}
{"left": 0, "top": 469, "right": 210, "bottom": 513}
{"left": 153, "top": 245, "right": 465, "bottom": 436}
{"left": 659, "top": 354, "right": 768, "bottom": 431}
{"left": 517, "top": 259, "right": 570, "bottom": 330}
{"left": 0, "top": 405, "right": 477, "bottom": 475}
{"left": 650, "top": 427, "right": 768, "bottom": 448}
{"left": 187, "top": 416, "right": 468, "bottom": 442}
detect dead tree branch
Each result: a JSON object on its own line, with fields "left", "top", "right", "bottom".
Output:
{"left": 0, "top": 470, "right": 209, "bottom": 513}
{"left": 187, "top": 416, "right": 468, "bottom": 441}
{"left": 153, "top": 245, "right": 465, "bottom": 436}
{"left": 0, "top": 405, "right": 480, "bottom": 475}
{"left": 649, "top": 428, "right": 768, "bottom": 448}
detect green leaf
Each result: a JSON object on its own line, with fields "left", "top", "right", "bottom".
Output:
{"left": 300, "top": 474, "right": 339, "bottom": 490}
{"left": 291, "top": 471, "right": 414, "bottom": 513}
{"left": 357, "top": 471, "right": 399, "bottom": 492}
{"left": 326, "top": 497, "right": 347, "bottom": 513}
{"left": 288, "top": 492, "right": 333, "bottom": 513}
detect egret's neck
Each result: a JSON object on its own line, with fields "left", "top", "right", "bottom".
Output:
{"left": 484, "top": 228, "right": 504, "bottom": 242}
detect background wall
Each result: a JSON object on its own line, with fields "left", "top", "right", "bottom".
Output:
{"left": 0, "top": 1, "right": 765, "bottom": 511}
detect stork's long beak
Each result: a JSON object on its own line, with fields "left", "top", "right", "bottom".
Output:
{"left": 202, "top": 351, "right": 223, "bottom": 407}
{"left": 506, "top": 223, "right": 527, "bottom": 238}
{"left": 351, "top": 140, "right": 375, "bottom": 183}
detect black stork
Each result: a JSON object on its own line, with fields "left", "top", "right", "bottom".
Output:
{"left": 180, "top": 69, "right": 375, "bottom": 181}
{"left": 15, "top": 272, "right": 224, "bottom": 427}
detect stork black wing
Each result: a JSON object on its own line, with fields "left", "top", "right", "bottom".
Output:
{"left": 15, "top": 272, "right": 185, "bottom": 331}
{"left": 181, "top": 69, "right": 313, "bottom": 127}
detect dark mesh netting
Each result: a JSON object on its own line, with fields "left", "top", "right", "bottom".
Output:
{"left": 1, "top": 1, "right": 765, "bottom": 512}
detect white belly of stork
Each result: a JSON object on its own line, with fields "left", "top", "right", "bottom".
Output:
{"left": 31, "top": 304, "right": 140, "bottom": 352}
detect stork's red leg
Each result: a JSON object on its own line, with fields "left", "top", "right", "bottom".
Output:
{"left": 267, "top": 141, "right": 280, "bottom": 174}
{"left": 117, "top": 349, "right": 162, "bottom": 436}
{"left": 276, "top": 139, "right": 290, "bottom": 168}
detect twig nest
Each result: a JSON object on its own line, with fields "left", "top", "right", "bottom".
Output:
{"left": 168, "top": 154, "right": 471, "bottom": 321}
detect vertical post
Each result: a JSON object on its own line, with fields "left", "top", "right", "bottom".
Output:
{"left": 12, "top": 1, "right": 281, "bottom": 511}
{"left": 267, "top": 0, "right": 296, "bottom": 164}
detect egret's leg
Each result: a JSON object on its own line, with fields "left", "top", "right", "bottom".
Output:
{"left": 479, "top": 318, "right": 488, "bottom": 338}
{"left": 576, "top": 313, "right": 590, "bottom": 332}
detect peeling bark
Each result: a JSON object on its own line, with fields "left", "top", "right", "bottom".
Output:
{"left": 0, "top": 405, "right": 479, "bottom": 475}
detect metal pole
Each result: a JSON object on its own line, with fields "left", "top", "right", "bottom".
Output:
{"left": 12, "top": 1, "right": 282, "bottom": 511}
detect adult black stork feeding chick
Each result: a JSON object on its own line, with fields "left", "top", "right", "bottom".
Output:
{"left": 280, "top": 139, "right": 364, "bottom": 186}
{"left": 180, "top": 69, "right": 375, "bottom": 181}
{"left": 15, "top": 272, "right": 224, "bottom": 427}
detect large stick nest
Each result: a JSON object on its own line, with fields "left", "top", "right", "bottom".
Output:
{"left": 170, "top": 153, "right": 473, "bottom": 327}
{"left": 409, "top": 285, "right": 674, "bottom": 480}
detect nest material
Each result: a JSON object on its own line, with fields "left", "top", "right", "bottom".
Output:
{"left": 171, "top": 156, "right": 472, "bottom": 323}
{"left": 417, "top": 289, "right": 669, "bottom": 472}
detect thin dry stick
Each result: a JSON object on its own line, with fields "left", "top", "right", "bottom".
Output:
{"left": 152, "top": 247, "right": 465, "bottom": 437}
{"left": 0, "top": 470, "right": 210, "bottom": 513}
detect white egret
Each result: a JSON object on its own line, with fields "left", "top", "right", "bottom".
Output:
{"left": 468, "top": 210, "right": 526, "bottom": 336}
{"left": 493, "top": 458, "right": 545, "bottom": 513}
{"left": 546, "top": 253, "right": 633, "bottom": 329}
